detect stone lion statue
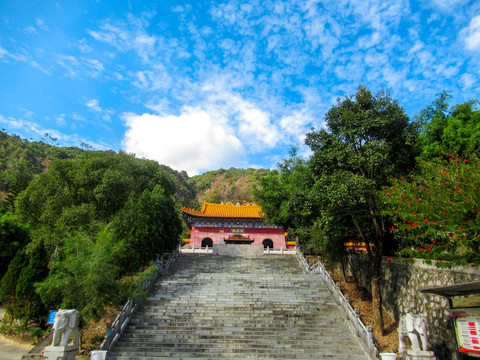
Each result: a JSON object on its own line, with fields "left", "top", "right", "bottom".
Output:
{"left": 52, "top": 309, "right": 80, "bottom": 347}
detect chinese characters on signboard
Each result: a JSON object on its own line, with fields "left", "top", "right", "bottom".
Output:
{"left": 47, "top": 310, "right": 58, "bottom": 325}
{"left": 453, "top": 308, "right": 480, "bottom": 355}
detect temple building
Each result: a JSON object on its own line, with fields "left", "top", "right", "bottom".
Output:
{"left": 181, "top": 202, "right": 292, "bottom": 250}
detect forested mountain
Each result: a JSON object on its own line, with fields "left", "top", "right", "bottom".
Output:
{"left": 0, "top": 131, "right": 268, "bottom": 210}
{"left": 0, "top": 131, "right": 84, "bottom": 195}
{"left": 187, "top": 167, "right": 270, "bottom": 206}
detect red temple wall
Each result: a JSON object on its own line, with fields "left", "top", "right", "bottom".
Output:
{"left": 189, "top": 226, "right": 286, "bottom": 249}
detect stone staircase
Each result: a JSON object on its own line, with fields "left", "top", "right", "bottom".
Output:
{"left": 107, "top": 254, "right": 368, "bottom": 359}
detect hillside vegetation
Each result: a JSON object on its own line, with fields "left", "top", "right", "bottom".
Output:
{"left": 0, "top": 131, "right": 266, "bottom": 348}
{"left": 0, "top": 131, "right": 266, "bottom": 210}
{"left": 0, "top": 131, "right": 84, "bottom": 196}
{"left": 188, "top": 167, "right": 270, "bottom": 206}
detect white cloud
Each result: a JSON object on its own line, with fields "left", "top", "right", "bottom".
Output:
{"left": 381, "top": 66, "right": 407, "bottom": 89}
{"left": 122, "top": 109, "right": 247, "bottom": 175}
{"left": 35, "top": 18, "right": 48, "bottom": 31}
{"left": 130, "top": 65, "right": 172, "bottom": 91}
{"left": 462, "top": 15, "right": 480, "bottom": 51}
{"left": 86, "top": 99, "right": 102, "bottom": 112}
{"left": 426, "top": 0, "right": 469, "bottom": 11}
{"left": 461, "top": 73, "right": 476, "bottom": 89}
{"left": 87, "top": 16, "right": 171, "bottom": 64}
{"left": 228, "top": 96, "right": 280, "bottom": 150}
{"left": 56, "top": 114, "right": 66, "bottom": 127}
{"left": 29, "top": 60, "right": 52, "bottom": 75}
{"left": 0, "top": 45, "right": 27, "bottom": 62}
{"left": 25, "top": 26, "right": 37, "bottom": 34}
{"left": 145, "top": 98, "right": 171, "bottom": 115}
{"left": 280, "top": 110, "right": 312, "bottom": 144}
{"left": 85, "top": 99, "right": 114, "bottom": 123}
{"left": 358, "top": 32, "right": 382, "bottom": 49}
{"left": 78, "top": 38, "right": 93, "bottom": 53}
{"left": 133, "top": 34, "right": 156, "bottom": 62}
{"left": 57, "top": 55, "right": 104, "bottom": 78}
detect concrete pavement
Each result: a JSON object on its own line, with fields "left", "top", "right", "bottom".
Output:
{"left": 0, "top": 308, "right": 33, "bottom": 360}
{"left": 0, "top": 335, "right": 32, "bottom": 360}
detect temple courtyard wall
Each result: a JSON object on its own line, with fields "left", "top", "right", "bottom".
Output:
{"left": 347, "top": 255, "right": 480, "bottom": 359}
{"left": 189, "top": 227, "right": 286, "bottom": 248}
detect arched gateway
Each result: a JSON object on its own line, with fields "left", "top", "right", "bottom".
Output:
{"left": 262, "top": 239, "right": 274, "bottom": 249}
{"left": 201, "top": 238, "right": 213, "bottom": 248}
{"left": 181, "top": 202, "right": 291, "bottom": 250}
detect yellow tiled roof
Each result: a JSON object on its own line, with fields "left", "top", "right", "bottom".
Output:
{"left": 180, "top": 202, "right": 263, "bottom": 219}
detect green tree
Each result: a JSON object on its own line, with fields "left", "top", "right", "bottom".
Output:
{"left": 253, "top": 148, "right": 314, "bottom": 235}
{"left": 417, "top": 92, "right": 480, "bottom": 160}
{"left": 0, "top": 248, "right": 28, "bottom": 302}
{"left": 305, "top": 86, "right": 418, "bottom": 333}
{"left": 384, "top": 151, "right": 480, "bottom": 265}
{"left": 0, "top": 169, "right": 31, "bottom": 214}
{"left": 13, "top": 151, "right": 182, "bottom": 318}
{"left": 0, "top": 213, "right": 30, "bottom": 278}
{"left": 35, "top": 231, "right": 122, "bottom": 319}
{"left": 12, "top": 241, "right": 49, "bottom": 324}
{"left": 112, "top": 185, "right": 182, "bottom": 273}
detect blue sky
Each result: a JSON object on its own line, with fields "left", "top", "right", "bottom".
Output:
{"left": 1, "top": 0, "right": 480, "bottom": 175}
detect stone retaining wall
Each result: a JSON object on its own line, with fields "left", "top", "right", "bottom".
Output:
{"left": 347, "top": 255, "right": 480, "bottom": 360}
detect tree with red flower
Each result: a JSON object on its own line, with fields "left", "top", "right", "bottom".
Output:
{"left": 383, "top": 149, "right": 480, "bottom": 266}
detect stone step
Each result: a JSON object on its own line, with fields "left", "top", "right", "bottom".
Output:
{"left": 107, "top": 254, "right": 368, "bottom": 359}
{"left": 108, "top": 351, "right": 368, "bottom": 360}
{"left": 121, "top": 328, "right": 346, "bottom": 337}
